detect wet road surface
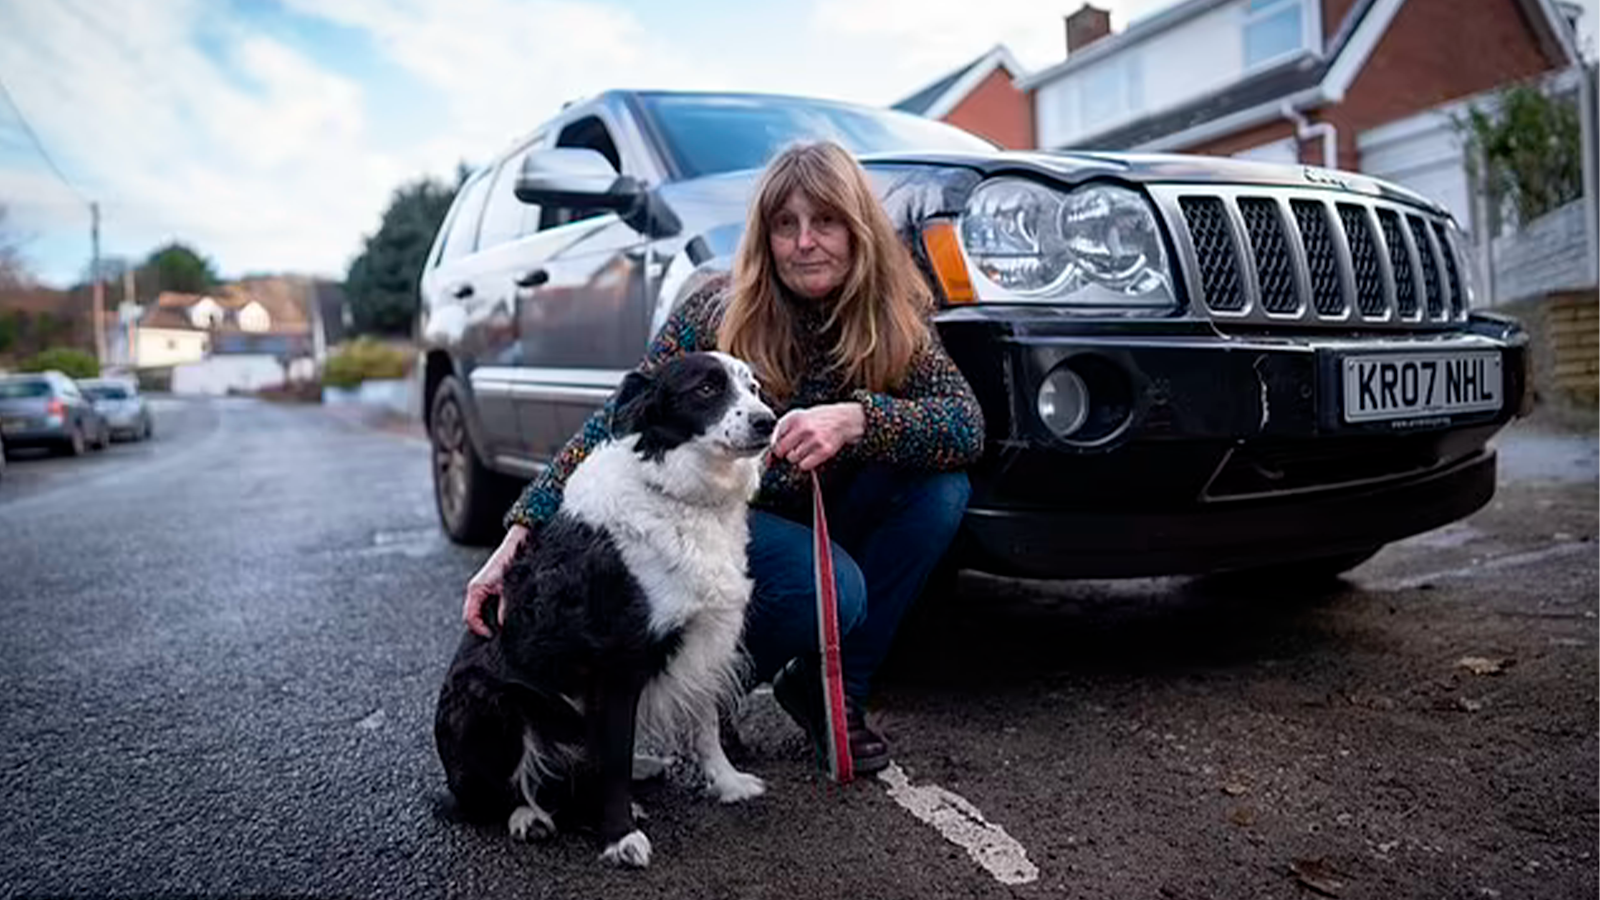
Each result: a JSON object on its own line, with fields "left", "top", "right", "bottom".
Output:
{"left": 1, "top": 398, "right": 1593, "bottom": 899}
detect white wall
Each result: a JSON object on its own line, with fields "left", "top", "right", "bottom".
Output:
{"left": 1036, "top": 0, "right": 1271, "bottom": 148}
{"left": 1490, "top": 200, "right": 1596, "bottom": 303}
{"left": 171, "top": 355, "right": 286, "bottom": 395}
{"left": 135, "top": 327, "right": 208, "bottom": 368}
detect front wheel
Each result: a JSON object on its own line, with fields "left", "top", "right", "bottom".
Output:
{"left": 430, "top": 376, "right": 518, "bottom": 546}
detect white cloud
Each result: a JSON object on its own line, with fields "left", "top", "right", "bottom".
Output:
{"left": 278, "top": 0, "right": 727, "bottom": 169}
{"left": 0, "top": 0, "right": 413, "bottom": 282}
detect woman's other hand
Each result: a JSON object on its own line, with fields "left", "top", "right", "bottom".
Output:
{"left": 463, "top": 524, "right": 530, "bottom": 637}
{"left": 772, "top": 402, "right": 865, "bottom": 472}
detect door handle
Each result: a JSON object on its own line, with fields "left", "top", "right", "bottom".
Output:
{"left": 452, "top": 283, "right": 474, "bottom": 299}
{"left": 514, "top": 269, "right": 549, "bottom": 289}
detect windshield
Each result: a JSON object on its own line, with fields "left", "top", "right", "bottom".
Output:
{"left": 636, "top": 93, "right": 997, "bottom": 181}
{"left": 83, "top": 384, "right": 131, "bottom": 400}
{"left": 0, "top": 379, "right": 50, "bottom": 399}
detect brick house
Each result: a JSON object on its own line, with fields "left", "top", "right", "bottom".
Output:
{"left": 891, "top": 45, "right": 1035, "bottom": 149}
{"left": 1018, "top": 0, "right": 1581, "bottom": 240}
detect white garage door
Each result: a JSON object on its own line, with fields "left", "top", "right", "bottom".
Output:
{"left": 1358, "top": 108, "right": 1474, "bottom": 235}
{"left": 1232, "top": 137, "right": 1301, "bottom": 165}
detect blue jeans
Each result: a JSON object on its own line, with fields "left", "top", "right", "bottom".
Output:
{"left": 742, "top": 465, "right": 971, "bottom": 702}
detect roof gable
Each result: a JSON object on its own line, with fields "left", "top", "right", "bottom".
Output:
{"left": 891, "top": 45, "right": 1026, "bottom": 120}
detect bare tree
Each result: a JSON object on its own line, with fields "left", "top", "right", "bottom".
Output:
{"left": 0, "top": 204, "right": 30, "bottom": 290}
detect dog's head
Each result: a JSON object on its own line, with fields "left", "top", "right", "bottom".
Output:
{"left": 612, "top": 352, "right": 776, "bottom": 463}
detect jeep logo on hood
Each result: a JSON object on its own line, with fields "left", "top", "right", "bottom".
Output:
{"left": 1303, "top": 166, "right": 1359, "bottom": 191}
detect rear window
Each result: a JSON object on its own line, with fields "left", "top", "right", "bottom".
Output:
{"left": 0, "top": 379, "right": 50, "bottom": 399}
{"left": 83, "top": 385, "right": 131, "bottom": 400}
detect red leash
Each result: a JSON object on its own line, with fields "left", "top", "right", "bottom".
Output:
{"left": 811, "top": 472, "right": 854, "bottom": 783}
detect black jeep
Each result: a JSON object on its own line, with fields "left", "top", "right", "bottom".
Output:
{"left": 418, "top": 90, "right": 1525, "bottom": 580}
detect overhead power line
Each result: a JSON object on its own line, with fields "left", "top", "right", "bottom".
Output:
{"left": 0, "top": 73, "right": 90, "bottom": 205}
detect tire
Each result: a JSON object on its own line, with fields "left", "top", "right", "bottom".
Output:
{"left": 92, "top": 423, "right": 109, "bottom": 450}
{"left": 430, "top": 376, "right": 518, "bottom": 546}
{"left": 141, "top": 416, "right": 153, "bottom": 441}
{"left": 58, "top": 424, "right": 85, "bottom": 457}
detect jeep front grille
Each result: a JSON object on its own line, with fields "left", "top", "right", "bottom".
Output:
{"left": 1151, "top": 186, "right": 1471, "bottom": 328}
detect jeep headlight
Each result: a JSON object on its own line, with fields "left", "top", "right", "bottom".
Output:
{"left": 959, "top": 179, "right": 1175, "bottom": 310}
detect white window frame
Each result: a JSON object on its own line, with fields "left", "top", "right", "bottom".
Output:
{"left": 1241, "top": 0, "right": 1316, "bottom": 72}
{"left": 1075, "top": 54, "right": 1146, "bottom": 134}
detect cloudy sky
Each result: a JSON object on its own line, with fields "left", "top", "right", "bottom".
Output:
{"left": 0, "top": 0, "right": 1593, "bottom": 288}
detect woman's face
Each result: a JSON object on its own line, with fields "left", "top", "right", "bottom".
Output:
{"left": 768, "top": 190, "right": 852, "bottom": 300}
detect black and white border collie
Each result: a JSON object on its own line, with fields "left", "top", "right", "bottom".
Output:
{"left": 435, "top": 352, "right": 777, "bottom": 868}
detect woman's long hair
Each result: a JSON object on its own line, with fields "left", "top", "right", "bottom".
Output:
{"left": 717, "top": 141, "right": 930, "bottom": 401}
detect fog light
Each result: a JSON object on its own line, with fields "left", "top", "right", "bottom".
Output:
{"left": 1037, "top": 366, "right": 1089, "bottom": 437}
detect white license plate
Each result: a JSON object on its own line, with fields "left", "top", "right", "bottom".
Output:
{"left": 1342, "top": 352, "right": 1502, "bottom": 423}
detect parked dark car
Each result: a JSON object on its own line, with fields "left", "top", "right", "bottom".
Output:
{"left": 0, "top": 371, "right": 110, "bottom": 457}
{"left": 417, "top": 90, "right": 1527, "bottom": 581}
{"left": 79, "top": 377, "right": 153, "bottom": 442}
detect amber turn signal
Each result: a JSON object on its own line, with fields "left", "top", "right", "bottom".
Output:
{"left": 922, "top": 220, "right": 975, "bottom": 305}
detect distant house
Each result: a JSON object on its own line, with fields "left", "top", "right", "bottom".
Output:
{"left": 891, "top": 45, "right": 1035, "bottom": 149}
{"left": 133, "top": 276, "right": 331, "bottom": 393}
{"left": 132, "top": 304, "right": 210, "bottom": 368}
{"left": 1020, "top": 0, "right": 1580, "bottom": 238}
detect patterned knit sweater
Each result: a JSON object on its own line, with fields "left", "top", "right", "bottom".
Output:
{"left": 504, "top": 276, "right": 985, "bottom": 530}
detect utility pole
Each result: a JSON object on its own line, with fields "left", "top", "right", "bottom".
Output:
{"left": 91, "top": 201, "right": 106, "bottom": 369}
{"left": 123, "top": 262, "right": 137, "bottom": 368}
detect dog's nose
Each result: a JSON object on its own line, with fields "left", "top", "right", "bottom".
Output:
{"left": 750, "top": 411, "right": 776, "bottom": 441}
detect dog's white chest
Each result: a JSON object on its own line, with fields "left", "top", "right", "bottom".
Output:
{"left": 625, "top": 508, "right": 751, "bottom": 636}
{"left": 562, "top": 442, "right": 758, "bottom": 636}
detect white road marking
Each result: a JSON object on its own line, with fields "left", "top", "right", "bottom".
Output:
{"left": 877, "top": 762, "right": 1039, "bottom": 886}
{"left": 1365, "top": 541, "right": 1594, "bottom": 592}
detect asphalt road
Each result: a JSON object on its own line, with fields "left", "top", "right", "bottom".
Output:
{"left": 0, "top": 398, "right": 1594, "bottom": 899}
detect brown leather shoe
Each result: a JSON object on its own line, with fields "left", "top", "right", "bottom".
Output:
{"left": 773, "top": 657, "right": 891, "bottom": 775}
{"left": 845, "top": 705, "right": 890, "bottom": 775}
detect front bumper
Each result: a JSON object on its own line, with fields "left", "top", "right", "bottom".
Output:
{"left": 938, "top": 310, "right": 1527, "bottom": 579}
{"left": 963, "top": 448, "right": 1495, "bottom": 578}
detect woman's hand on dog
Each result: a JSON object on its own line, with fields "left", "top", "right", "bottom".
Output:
{"left": 464, "top": 524, "right": 530, "bottom": 637}
{"left": 771, "top": 403, "right": 865, "bottom": 472}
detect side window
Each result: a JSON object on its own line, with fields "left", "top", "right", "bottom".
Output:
{"left": 439, "top": 173, "right": 493, "bottom": 263}
{"left": 540, "top": 115, "right": 623, "bottom": 232}
{"left": 477, "top": 140, "right": 545, "bottom": 250}
{"left": 1243, "top": 0, "right": 1305, "bottom": 69}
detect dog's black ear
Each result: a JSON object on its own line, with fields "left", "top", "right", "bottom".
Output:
{"left": 611, "top": 371, "right": 656, "bottom": 437}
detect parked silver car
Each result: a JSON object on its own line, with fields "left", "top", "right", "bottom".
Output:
{"left": 0, "top": 371, "right": 110, "bottom": 456}
{"left": 80, "top": 378, "right": 153, "bottom": 442}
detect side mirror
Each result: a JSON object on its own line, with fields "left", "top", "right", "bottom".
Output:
{"left": 514, "top": 148, "right": 641, "bottom": 212}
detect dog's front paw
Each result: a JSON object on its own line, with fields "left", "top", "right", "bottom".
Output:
{"left": 600, "top": 829, "right": 652, "bottom": 868}
{"left": 508, "top": 805, "right": 556, "bottom": 842}
{"left": 709, "top": 769, "right": 766, "bottom": 803}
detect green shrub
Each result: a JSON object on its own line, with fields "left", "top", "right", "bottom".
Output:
{"left": 323, "top": 338, "right": 410, "bottom": 390}
{"left": 20, "top": 347, "right": 99, "bottom": 379}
